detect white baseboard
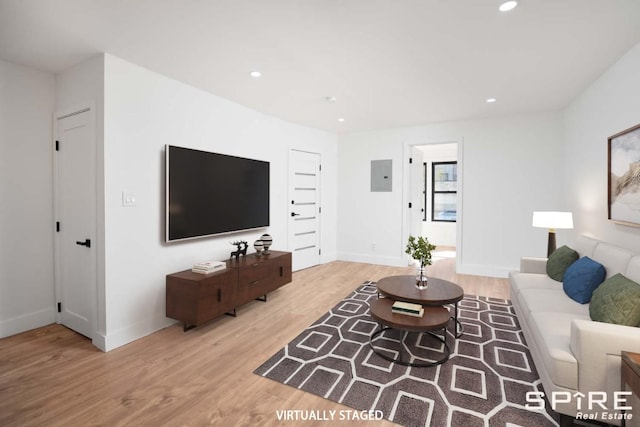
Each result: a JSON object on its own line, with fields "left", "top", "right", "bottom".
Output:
{"left": 92, "top": 332, "right": 107, "bottom": 352}
{"left": 337, "top": 252, "right": 406, "bottom": 267}
{"left": 0, "top": 307, "right": 56, "bottom": 339}
{"left": 320, "top": 251, "right": 338, "bottom": 265}
{"left": 101, "top": 316, "right": 175, "bottom": 352}
{"left": 456, "top": 262, "right": 513, "bottom": 279}
{"left": 334, "top": 253, "right": 515, "bottom": 278}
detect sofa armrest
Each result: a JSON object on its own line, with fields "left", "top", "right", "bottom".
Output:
{"left": 520, "top": 257, "right": 547, "bottom": 274}
{"left": 570, "top": 319, "right": 640, "bottom": 396}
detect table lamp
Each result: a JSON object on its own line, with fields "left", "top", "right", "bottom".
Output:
{"left": 532, "top": 211, "right": 574, "bottom": 257}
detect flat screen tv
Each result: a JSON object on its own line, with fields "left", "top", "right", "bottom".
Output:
{"left": 165, "top": 145, "right": 270, "bottom": 242}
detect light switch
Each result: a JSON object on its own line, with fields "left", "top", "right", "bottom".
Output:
{"left": 122, "top": 192, "right": 137, "bottom": 207}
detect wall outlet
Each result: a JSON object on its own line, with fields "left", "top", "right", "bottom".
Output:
{"left": 122, "top": 192, "right": 137, "bottom": 207}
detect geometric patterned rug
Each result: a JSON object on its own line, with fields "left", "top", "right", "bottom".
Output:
{"left": 254, "top": 281, "right": 560, "bottom": 426}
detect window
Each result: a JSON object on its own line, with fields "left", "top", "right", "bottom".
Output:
{"left": 432, "top": 161, "right": 457, "bottom": 222}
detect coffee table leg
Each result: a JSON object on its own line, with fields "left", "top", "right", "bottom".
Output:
{"left": 369, "top": 327, "right": 450, "bottom": 367}
{"left": 453, "top": 302, "right": 464, "bottom": 338}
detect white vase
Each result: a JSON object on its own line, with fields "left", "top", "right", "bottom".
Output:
{"left": 261, "top": 233, "right": 273, "bottom": 254}
{"left": 254, "top": 239, "right": 264, "bottom": 256}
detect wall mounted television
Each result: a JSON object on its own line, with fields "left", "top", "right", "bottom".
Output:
{"left": 165, "top": 145, "right": 270, "bottom": 242}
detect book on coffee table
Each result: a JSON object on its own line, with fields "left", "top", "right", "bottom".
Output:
{"left": 391, "top": 301, "right": 424, "bottom": 318}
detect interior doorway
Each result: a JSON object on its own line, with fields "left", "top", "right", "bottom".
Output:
{"left": 53, "top": 106, "right": 97, "bottom": 340}
{"left": 405, "top": 141, "right": 461, "bottom": 268}
{"left": 287, "top": 149, "right": 321, "bottom": 271}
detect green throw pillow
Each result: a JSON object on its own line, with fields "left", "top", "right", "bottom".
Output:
{"left": 590, "top": 273, "right": 640, "bottom": 327}
{"left": 546, "top": 245, "right": 579, "bottom": 282}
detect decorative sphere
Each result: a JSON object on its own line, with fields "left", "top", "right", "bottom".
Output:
{"left": 254, "top": 240, "right": 264, "bottom": 255}
{"left": 261, "top": 233, "right": 273, "bottom": 253}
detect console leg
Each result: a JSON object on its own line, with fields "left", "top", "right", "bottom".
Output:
{"left": 183, "top": 322, "right": 196, "bottom": 332}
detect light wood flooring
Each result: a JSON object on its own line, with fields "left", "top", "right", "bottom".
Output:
{"left": 0, "top": 258, "right": 509, "bottom": 427}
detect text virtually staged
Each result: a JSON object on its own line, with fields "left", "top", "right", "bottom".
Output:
{"left": 275, "top": 410, "right": 384, "bottom": 422}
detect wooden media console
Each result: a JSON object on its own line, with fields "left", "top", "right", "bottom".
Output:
{"left": 166, "top": 251, "right": 292, "bottom": 331}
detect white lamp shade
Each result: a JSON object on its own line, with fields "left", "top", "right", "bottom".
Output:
{"left": 532, "top": 211, "right": 574, "bottom": 229}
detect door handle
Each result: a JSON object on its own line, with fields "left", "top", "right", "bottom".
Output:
{"left": 291, "top": 212, "right": 300, "bottom": 217}
{"left": 76, "top": 239, "right": 91, "bottom": 248}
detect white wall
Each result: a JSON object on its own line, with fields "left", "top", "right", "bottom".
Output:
{"left": 7, "top": 37, "right": 639, "bottom": 347}
{"left": 338, "top": 111, "right": 566, "bottom": 277}
{"left": 564, "top": 41, "right": 640, "bottom": 251}
{"left": 338, "top": 134, "right": 405, "bottom": 266}
{"left": 101, "top": 54, "right": 337, "bottom": 350}
{"left": 0, "top": 59, "right": 56, "bottom": 337}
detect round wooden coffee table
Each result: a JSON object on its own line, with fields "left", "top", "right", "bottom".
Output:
{"left": 369, "top": 298, "right": 451, "bottom": 367}
{"left": 376, "top": 275, "right": 464, "bottom": 338}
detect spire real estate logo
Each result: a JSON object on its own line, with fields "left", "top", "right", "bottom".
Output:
{"left": 526, "top": 391, "right": 633, "bottom": 422}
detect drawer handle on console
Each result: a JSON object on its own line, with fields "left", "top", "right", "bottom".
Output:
{"left": 250, "top": 280, "right": 259, "bottom": 285}
{"left": 252, "top": 263, "right": 259, "bottom": 267}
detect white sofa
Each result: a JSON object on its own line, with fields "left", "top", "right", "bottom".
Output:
{"left": 509, "top": 235, "right": 640, "bottom": 425}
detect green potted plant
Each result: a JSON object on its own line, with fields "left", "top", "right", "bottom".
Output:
{"left": 405, "top": 235, "right": 436, "bottom": 289}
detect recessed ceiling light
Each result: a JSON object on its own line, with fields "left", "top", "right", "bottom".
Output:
{"left": 250, "top": 71, "right": 262, "bottom": 78}
{"left": 486, "top": 98, "right": 497, "bottom": 103}
{"left": 326, "top": 96, "right": 337, "bottom": 103}
{"left": 337, "top": 117, "right": 345, "bottom": 122}
{"left": 499, "top": 1, "right": 517, "bottom": 12}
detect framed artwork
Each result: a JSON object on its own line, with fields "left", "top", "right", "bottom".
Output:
{"left": 608, "top": 123, "right": 640, "bottom": 226}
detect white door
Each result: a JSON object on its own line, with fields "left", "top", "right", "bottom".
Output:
{"left": 410, "top": 146, "right": 424, "bottom": 238}
{"left": 54, "top": 108, "right": 96, "bottom": 339}
{"left": 288, "top": 150, "right": 321, "bottom": 271}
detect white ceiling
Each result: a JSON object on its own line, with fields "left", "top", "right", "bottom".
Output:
{"left": 2, "top": 0, "right": 640, "bottom": 134}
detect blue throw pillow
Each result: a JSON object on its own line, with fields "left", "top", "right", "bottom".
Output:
{"left": 563, "top": 257, "right": 606, "bottom": 304}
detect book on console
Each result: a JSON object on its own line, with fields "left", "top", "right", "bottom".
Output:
{"left": 192, "top": 260, "right": 226, "bottom": 274}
